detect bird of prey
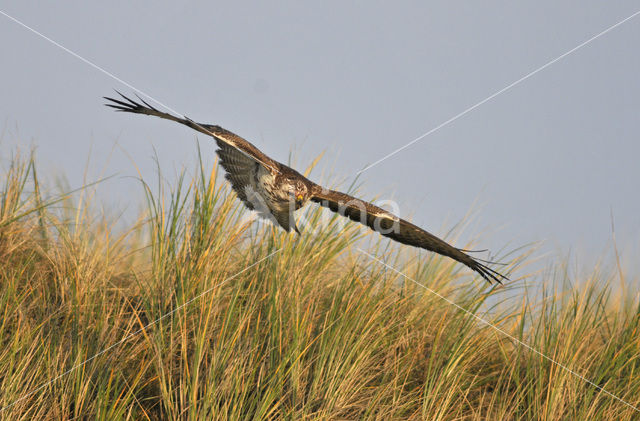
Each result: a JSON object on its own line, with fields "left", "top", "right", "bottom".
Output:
{"left": 104, "top": 92, "right": 507, "bottom": 284}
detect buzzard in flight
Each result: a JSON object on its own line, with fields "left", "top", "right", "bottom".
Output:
{"left": 105, "top": 92, "right": 507, "bottom": 284}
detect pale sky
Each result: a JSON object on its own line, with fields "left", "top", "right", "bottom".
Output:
{"left": 1, "top": 2, "right": 639, "bottom": 278}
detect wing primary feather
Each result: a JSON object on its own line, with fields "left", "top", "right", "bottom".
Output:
{"left": 103, "top": 96, "right": 134, "bottom": 109}
{"left": 104, "top": 104, "right": 130, "bottom": 112}
{"left": 468, "top": 256, "right": 509, "bottom": 266}
{"left": 134, "top": 93, "right": 160, "bottom": 112}
{"left": 458, "top": 248, "right": 488, "bottom": 253}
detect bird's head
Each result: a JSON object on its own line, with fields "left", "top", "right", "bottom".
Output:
{"left": 289, "top": 180, "right": 309, "bottom": 209}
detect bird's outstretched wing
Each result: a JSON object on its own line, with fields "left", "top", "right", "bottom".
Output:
{"left": 104, "top": 91, "right": 279, "bottom": 210}
{"left": 310, "top": 186, "right": 507, "bottom": 284}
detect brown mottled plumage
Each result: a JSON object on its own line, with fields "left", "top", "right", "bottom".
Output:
{"left": 104, "top": 92, "right": 508, "bottom": 284}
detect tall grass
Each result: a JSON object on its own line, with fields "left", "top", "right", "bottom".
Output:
{"left": 0, "top": 148, "right": 638, "bottom": 420}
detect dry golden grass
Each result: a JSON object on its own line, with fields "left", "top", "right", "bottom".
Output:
{"left": 0, "top": 148, "right": 638, "bottom": 420}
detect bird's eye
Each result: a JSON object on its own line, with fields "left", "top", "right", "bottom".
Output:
{"left": 296, "top": 194, "right": 303, "bottom": 201}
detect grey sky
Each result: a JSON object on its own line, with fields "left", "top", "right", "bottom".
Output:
{"left": 1, "top": 2, "right": 639, "bottom": 277}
